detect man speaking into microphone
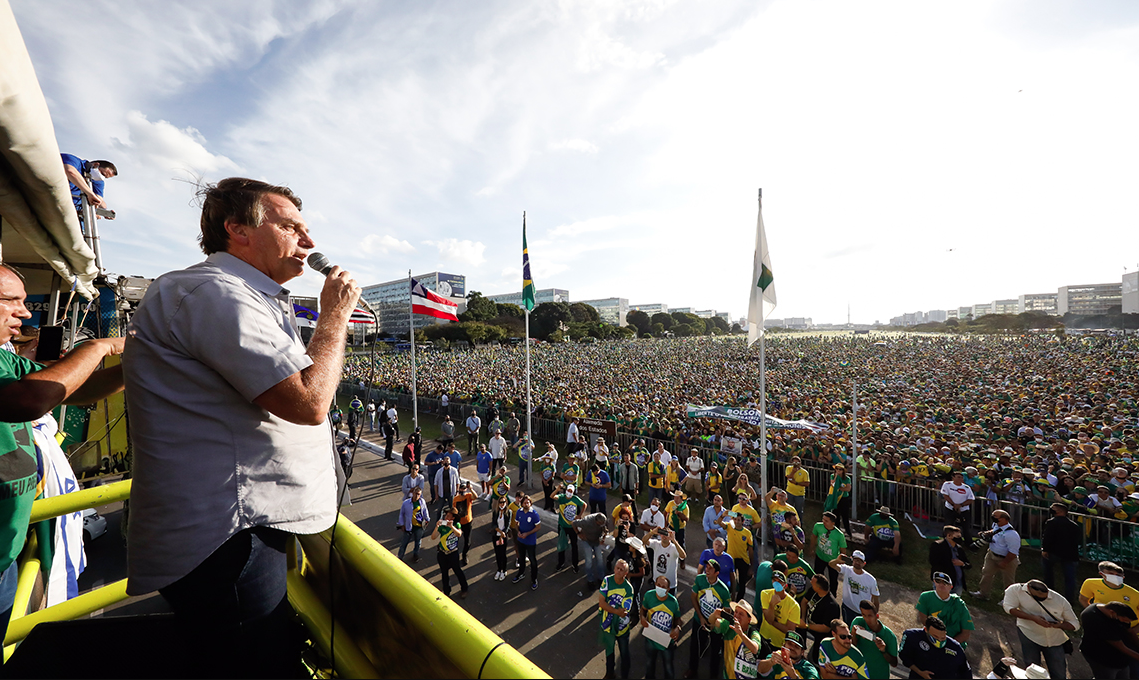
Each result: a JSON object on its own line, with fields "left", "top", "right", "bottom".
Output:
{"left": 122, "top": 177, "right": 360, "bottom": 676}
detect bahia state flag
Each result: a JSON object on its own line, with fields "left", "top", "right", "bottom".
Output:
{"left": 411, "top": 278, "right": 459, "bottom": 321}
{"left": 747, "top": 189, "right": 777, "bottom": 346}
{"left": 522, "top": 212, "right": 535, "bottom": 311}
{"left": 293, "top": 304, "right": 319, "bottom": 328}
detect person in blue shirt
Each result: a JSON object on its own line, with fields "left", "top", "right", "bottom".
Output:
{"left": 698, "top": 537, "right": 735, "bottom": 590}
{"left": 424, "top": 445, "right": 444, "bottom": 504}
{"left": 586, "top": 464, "right": 612, "bottom": 514}
{"left": 61, "top": 153, "right": 117, "bottom": 214}
{"left": 446, "top": 442, "right": 462, "bottom": 469}
{"left": 513, "top": 495, "right": 541, "bottom": 590}
{"left": 476, "top": 445, "right": 493, "bottom": 498}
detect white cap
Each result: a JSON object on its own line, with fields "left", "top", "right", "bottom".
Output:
{"left": 852, "top": 550, "right": 867, "bottom": 561}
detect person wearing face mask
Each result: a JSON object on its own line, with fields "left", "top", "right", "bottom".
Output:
{"left": 1002, "top": 579, "right": 1078, "bottom": 680}
{"left": 758, "top": 571, "right": 801, "bottom": 654}
{"left": 640, "top": 575, "right": 682, "bottom": 678}
{"left": 970, "top": 509, "right": 1020, "bottom": 601}
{"left": 61, "top": 153, "right": 117, "bottom": 213}
{"left": 640, "top": 497, "right": 667, "bottom": 535}
{"left": 898, "top": 616, "right": 970, "bottom": 680}
{"left": 754, "top": 631, "right": 819, "bottom": 679}
{"left": 1079, "top": 559, "right": 1139, "bottom": 675}
{"left": 1041, "top": 503, "right": 1081, "bottom": 603}
{"left": 599, "top": 559, "right": 636, "bottom": 680}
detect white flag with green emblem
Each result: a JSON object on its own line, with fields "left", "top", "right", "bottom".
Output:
{"left": 747, "top": 192, "right": 776, "bottom": 346}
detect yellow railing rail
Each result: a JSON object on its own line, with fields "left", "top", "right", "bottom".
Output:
{"left": 322, "top": 514, "right": 549, "bottom": 680}
{"left": 27, "top": 479, "right": 132, "bottom": 524}
{"left": 3, "top": 579, "right": 130, "bottom": 649}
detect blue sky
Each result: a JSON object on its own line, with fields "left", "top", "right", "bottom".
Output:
{"left": 12, "top": 0, "right": 1139, "bottom": 324}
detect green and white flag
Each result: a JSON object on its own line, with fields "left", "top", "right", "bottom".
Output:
{"left": 747, "top": 191, "right": 776, "bottom": 346}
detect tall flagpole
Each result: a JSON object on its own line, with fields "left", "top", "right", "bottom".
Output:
{"left": 758, "top": 188, "right": 769, "bottom": 556}
{"left": 523, "top": 211, "right": 534, "bottom": 490}
{"left": 408, "top": 269, "right": 418, "bottom": 430}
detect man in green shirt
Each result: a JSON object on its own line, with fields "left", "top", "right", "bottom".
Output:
{"left": 850, "top": 600, "right": 898, "bottom": 680}
{"left": 554, "top": 485, "right": 586, "bottom": 572}
{"left": 810, "top": 512, "right": 847, "bottom": 593}
{"left": 0, "top": 264, "right": 125, "bottom": 639}
{"left": 776, "top": 546, "right": 815, "bottom": 597}
{"left": 915, "top": 572, "right": 974, "bottom": 646}
{"left": 863, "top": 505, "right": 901, "bottom": 565}
{"left": 688, "top": 559, "right": 731, "bottom": 678}
{"left": 640, "top": 574, "right": 681, "bottom": 678}
{"left": 598, "top": 559, "right": 635, "bottom": 679}
{"left": 755, "top": 631, "right": 819, "bottom": 679}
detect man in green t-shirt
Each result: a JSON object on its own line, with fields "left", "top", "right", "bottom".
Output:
{"left": 640, "top": 575, "right": 681, "bottom": 677}
{"left": 775, "top": 546, "right": 815, "bottom": 597}
{"left": 554, "top": 485, "right": 586, "bottom": 572}
{"left": 863, "top": 505, "right": 901, "bottom": 565}
{"left": 850, "top": 600, "right": 898, "bottom": 680}
{"left": 915, "top": 572, "right": 974, "bottom": 645}
{"left": 688, "top": 559, "right": 731, "bottom": 678}
{"left": 598, "top": 559, "right": 635, "bottom": 679}
{"left": 0, "top": 264, "right": 125, "bottom": 639}
{"left": 755, "top": 631, "right": 820, "bottom": 679}
{"left": 709, "top": 600, "right": 764, "bottom": 679}
{"left": 810, "top": 512, "right": 847, "bottom": 593}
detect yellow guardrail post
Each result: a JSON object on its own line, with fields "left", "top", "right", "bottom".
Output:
{"left": 286, "top": 570, "right": 380, "bottom": 679}
{"left": 324, "top": 514, "right": 548, "bottom": 679}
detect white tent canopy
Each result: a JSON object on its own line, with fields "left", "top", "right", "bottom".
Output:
{"left": 0, "top": 0, "right": 98, "bottom": 300}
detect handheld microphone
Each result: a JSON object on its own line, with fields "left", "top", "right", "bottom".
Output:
{"left": 307, "top": 252, "right": 374, "bottom": 314}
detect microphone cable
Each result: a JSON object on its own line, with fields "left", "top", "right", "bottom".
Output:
{"left": 327, "top": 306, "right": 380, "bottom": 677}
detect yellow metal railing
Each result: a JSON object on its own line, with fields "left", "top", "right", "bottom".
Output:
{"left": 318, "top": 514, "right": 548, "bottom": 680}
{"left": 3, "top": 478, "right": 547, "bottom": 678}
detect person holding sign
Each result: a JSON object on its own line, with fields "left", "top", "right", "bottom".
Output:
{"left": 599, "top": 559, "right": 636, "bottom": 680}
{"left": 431, "top": 507, "right": 468, "bottom": 599}
{"left": 640, "top": 574, "right": 681, "bottom": 678}
{"left": 688, "top": 559, "right": 730, "bottom": 678}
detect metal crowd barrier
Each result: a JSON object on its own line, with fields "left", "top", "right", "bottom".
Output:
{"left": 342, "top": 385, "right": 1139, "bottom": 567}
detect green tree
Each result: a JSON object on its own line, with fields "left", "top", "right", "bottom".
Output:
{"left": 730, "top": 322, "right": 743, "bottom": 334}
{"left": 672, "top": 323, "right": 695, "bottom": 337}
{"left": 651, "top": 312, "right": 674, "bottom": 330}
{"left": 496, "top": 303, "right": 525, "bottom": 318}
{"left": 711, "top": 316, "right": 730, "bottom": 333}
{"left": 626, "top": 310, "right": 651, "bottom": 335}
{"left": 569, "top": 302, "right": 601, "bottom": 324}
{"left": 650, "top": 322, "right": 665, "bottom": 337}
{"left": 612, "top": 326, "right": 636, "bottom": 339}
{"left": 531, "top": 301, "right": 573, "bottom": 339}
{"left": 459, "top": 291, "right": 498, "bottom": 322}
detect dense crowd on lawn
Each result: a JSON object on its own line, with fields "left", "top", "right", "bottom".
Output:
{"left": 347, "top": 334, "right": 1139, "bottom": 522}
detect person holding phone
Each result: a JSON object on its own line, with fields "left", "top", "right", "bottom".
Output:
{"left": 431, "top": 507, "right": 468, "bottom": 599}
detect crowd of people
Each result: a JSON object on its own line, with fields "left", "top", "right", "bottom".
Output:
{"left": 365, "top": 332, "right": 1139, "bottom": 678}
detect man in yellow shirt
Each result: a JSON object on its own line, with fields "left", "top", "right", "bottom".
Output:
{"left": 721, "top": 516, "right": 755, "bottom": 602}
{"left": 730, "top": 493, "right": 762, "bottom": 536}
{"left": 784, "top": 456, "right": 810, "bottom": 518}
{"left": 1080, "top": 560, "right": 1139, "bottom": 626}
{"left": 759, "top": 571, "right": 801, "bottom": 654}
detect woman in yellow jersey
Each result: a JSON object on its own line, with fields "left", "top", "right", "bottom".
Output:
{"left": 706, "top": 462, "right": 723, "bottom": 504}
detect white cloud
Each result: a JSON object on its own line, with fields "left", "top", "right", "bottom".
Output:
{"left": 112, "top": 111, "right": 239, "bottom": 175}
{"left": 548, "top": 138, "right": 600, "bottom": 154}
{"left": 360, "top": 234, "right": 415, "bottom": 255}
{"left": 425, "top": 239, "right": 486, "bottom": 265}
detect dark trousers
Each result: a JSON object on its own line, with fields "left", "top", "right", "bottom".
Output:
{"left": 1043, "top": 555, "right": 1078, "bottom": 603}
{"left": 1084, "top": 656, "right": 1128, "bottom": 679}
{"left": 159, "top": 527, "right": 300, "bottom": 678}
{"left": 557, "top": 526, "right": 579, "bottom": 569}
{"left": 687, "top": 618, "right": 723, "bottom": 677}
{"left": 604, "top": 632, "right": 631, "bottom": 679}
{"left": 590, "top": 498, "right": 607, "bottom": 514}
{"left": 494, "top": 539, "right": 508, "bottom": 572}
{"left": 542, "top": 479, "right": 556, "bottom": 512}
{"left": 0, "top": 562, "right": 18, "bottom": 645}
{"left": 398, "top": 526, "right": 424, "bottom": 559}
{"left": 865, "top": 536, "right": 901, "bottom": 564}
{"left": 437, "top": 550, "right": 468, "bottom": 596}
{"left": 643, "top": 640, "right": 674, "bottom": 679}
{"left": 814, "top": 556, "right": 839, "bottom": 593}
{"left": 1018, "top": 628, "right": 1067, "bottom": 680}
{"left": 467, "top": 432, "right": 479, "bottom": 455}
{"left": 835, "top": 497, "right": 852, "bottom": 535}
{"left": 945, "top": 507, "right": 973, "bottom": 543}
{"left": 384, "top": 433, "right": 394, "bottom": 459}
{"left": 516, "top": 543, "right": 538, "bottom": 585}
{"left": 735, "top": 561, "right": 752, "bottom": 602}
{"left": 459, "top": 521, "right": 472, "bottom": 560}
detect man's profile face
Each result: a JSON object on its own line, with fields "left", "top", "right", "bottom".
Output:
{"left": 241, "top": 193, "right": 314, "bottom": 285}
{"left": 0, "top": 270, "right": 31, "bottom": 340}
